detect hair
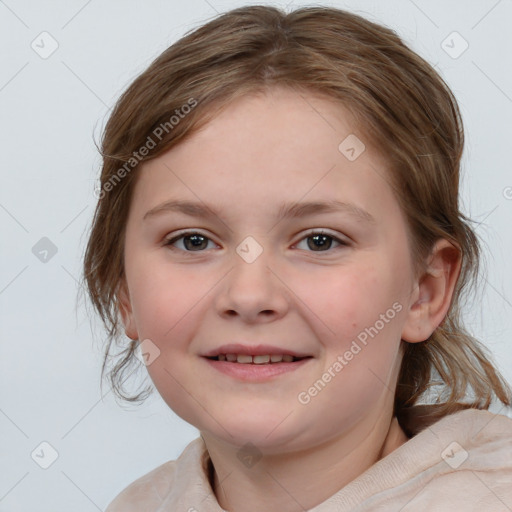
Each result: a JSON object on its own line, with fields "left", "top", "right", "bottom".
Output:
{"left": 82, "top": 5, "right": 511, "bottom": 436}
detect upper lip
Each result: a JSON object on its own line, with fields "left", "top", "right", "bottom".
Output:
{"left": 201, "top": 344, "right": 312, "bottom": 358}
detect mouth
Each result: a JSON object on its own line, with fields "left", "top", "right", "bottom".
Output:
{"left": 205, "top": 354, "right": 310, "bottom": 364}
{"left": 201, "top": 345, "right": 314, "bottom": 381}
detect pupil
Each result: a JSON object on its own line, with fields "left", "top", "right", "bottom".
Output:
{"left": 308, "top": 234, "right": 331, "bottom": 251}
{"left": 185, "top": 235, "right": 207, "bottom": 251}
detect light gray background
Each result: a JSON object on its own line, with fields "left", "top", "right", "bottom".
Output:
{"left": 1, "top": 0, "right": 511, "bottom": 510}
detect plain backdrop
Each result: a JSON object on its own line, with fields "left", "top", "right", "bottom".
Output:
{"left": 1, "top": 0, "right": 511, "bottom": 510}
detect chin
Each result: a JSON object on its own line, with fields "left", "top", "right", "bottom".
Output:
{"left": 210, "top": 414, "right": 308, "bottom": 451}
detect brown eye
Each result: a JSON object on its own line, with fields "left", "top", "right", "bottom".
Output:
{"left": 308, "top": 233, "right": 333, "bottom": 251}
{"left": 165, "top": 232, "right": 214, "bottom": 251}
{"left": 295, "top": 231, "right": 348, "bottom": 252}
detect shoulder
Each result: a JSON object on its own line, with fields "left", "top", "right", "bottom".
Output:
{"left": 420, "top": 406, "right": 512, "bottom": 439}
{"left": 401, "top": 408, "right": 512, "bottom": 508}
{"left": 427, "top": 408, "right": 512, "bottom": 472}
{"left": 402, "top": 407, "right": 512, "bottom": 467}
{"left": 105, "top": 459, "right": 176, "bottom": 512}
{"left": 398, "top": 403, "right": 512, "bottom": 438}
{"left": 105, "top": 437, "right": 206, "bottom": 512}
{"left": 419, "top": 409, "right": 512, "bottom": 509}
{"left": 326, "top": 409, "right": 512, "bottom": 510}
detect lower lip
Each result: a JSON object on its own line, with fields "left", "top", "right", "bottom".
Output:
{"left": 202, "top": 357, "right": 312, "bottom": 381}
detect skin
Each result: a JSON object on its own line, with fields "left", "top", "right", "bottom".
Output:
{"left": 118, "top": 87, "right": 461, "bottom": 511}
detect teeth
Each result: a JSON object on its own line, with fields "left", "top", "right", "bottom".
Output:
{"left": 253, "top": 355, "right": 270, "bottom": 364}
{"left": 216, "top": 353, "right": 301, "bottom": 364}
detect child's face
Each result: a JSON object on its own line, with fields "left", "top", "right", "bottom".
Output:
{"left": 120, "top": 87, "right": 420, "bottom": 451}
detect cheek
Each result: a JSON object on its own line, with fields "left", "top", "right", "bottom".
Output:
{"left": 127, "top": 256, "right": 209, "bottom": 341}
{"left": 126, "top": 262, "right": 211, "bottom": 421}
{"left": 291, "top": 261, "right": 404, "bottom": 381}
{"left": 290, "top": 262, "right": 391, "bottom": 340}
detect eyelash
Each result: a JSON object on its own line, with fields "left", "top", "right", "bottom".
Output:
{"left": 163, "top": 230, "right": 349, "bottom": 254}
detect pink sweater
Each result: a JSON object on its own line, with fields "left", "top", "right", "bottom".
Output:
{"left": 106, "top": 408, "right": 512, "bottom": 511}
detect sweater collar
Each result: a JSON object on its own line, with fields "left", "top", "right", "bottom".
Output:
{"left": 157, "top": 408, "right": 511, "bottom": 511}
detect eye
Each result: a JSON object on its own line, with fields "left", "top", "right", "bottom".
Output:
{"left": 164, "top": 231, "right": 217, "bottom": 252}
{"left": 294, "top": 230, "right": 348, "bottom": 252}
{"left": 163, "top": 230, "right": 349, "bottom": 253}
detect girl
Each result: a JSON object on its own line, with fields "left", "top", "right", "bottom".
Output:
{"left": 83, "top": 5, "right": 512, "bottom": 511}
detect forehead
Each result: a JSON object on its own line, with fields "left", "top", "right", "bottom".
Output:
{"left": 130, "top": 87, "right": 401, "bottom": 226}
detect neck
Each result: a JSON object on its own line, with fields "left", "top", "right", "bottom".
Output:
{"left": 204, "top": 414, "right": 409, "bottom": 512}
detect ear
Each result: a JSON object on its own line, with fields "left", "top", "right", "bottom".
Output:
{"left": 117, "top": 277, "right": 139, "bottom": 340}
{"left": 401, "top": 239, "right": 462, "bottom": 343}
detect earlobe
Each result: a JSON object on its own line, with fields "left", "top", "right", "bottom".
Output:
{"left": 401, "top": 239, "right": 461, "bottom": 343}
{"left": 117, "top": 279, "right": 139, "bottom": 340}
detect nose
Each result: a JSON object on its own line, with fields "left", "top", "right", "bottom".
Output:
{"left": 214, "top": 246, "right": 290, "bottom": 324}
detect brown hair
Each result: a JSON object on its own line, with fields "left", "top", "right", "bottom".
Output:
{"left": 82, "top": 5, "right": 511, "bottom": 434}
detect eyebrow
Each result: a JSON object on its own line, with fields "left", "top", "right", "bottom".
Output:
{"left": 143, "top": 199, "right": 376, "bottom": 224}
